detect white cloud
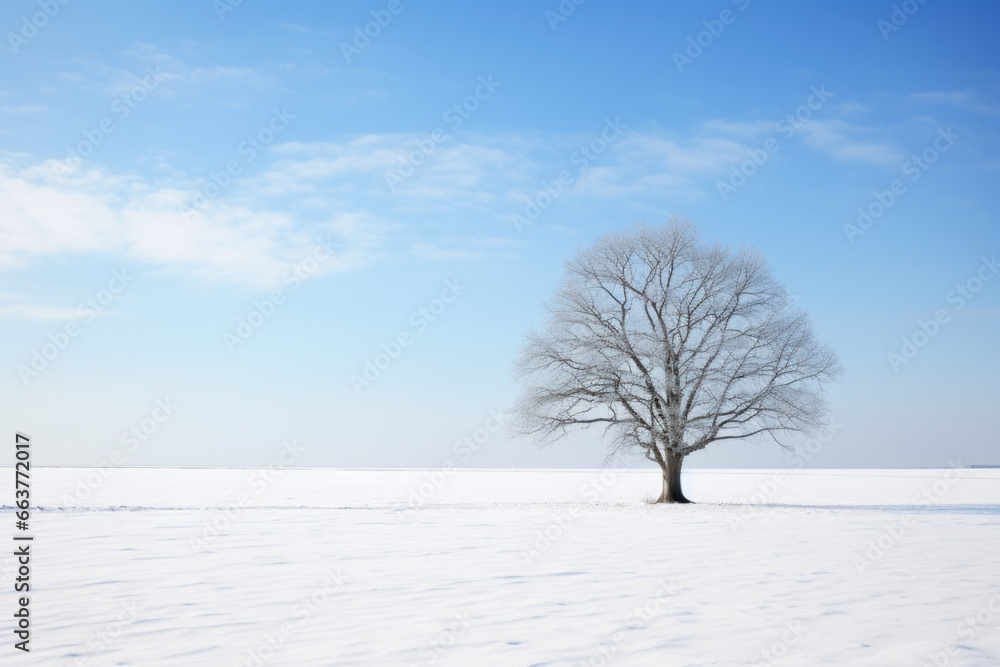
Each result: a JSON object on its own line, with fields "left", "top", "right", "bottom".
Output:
{"left": 572, "top": 132, "right": 749, "bottom": 199}
{"left": 1, "top": 105, "right": 45, "bottom": 114}
{"left": 0, "top": 303, "right": 82, "bottom": 320}
{"left": 907, "top": 89, "right": 1000, "bottom": 115}
{"left": 51, "top": 42, "right": 278, "bottom": 101}
{"left": 409, "top": 243, "right": 484, "bottom": 261}
{"left": 0, "top": 126, "right": 757, "bottom": 283}
{"left": 0, "top": 154, "right": 386, "bottom": 287}
{"left": 188, "top": 66, "right": 280, "bottom": 90}
{"left": 796, "top": 119, "right": 905, "bottom": 165}
{"left": 833, "top": 101, "right": 866, "bottom": 116}
{"left": 278, "top": 22, "right": 339, "bottom": 38}
{"left": 698, "top": 104, "right": 906, "bottom": 167}
{"left": 701, "top": 119, "right": 774, "bottom": 138}
{"left": 0, "top": 114, "right": 915, "bottom": 285}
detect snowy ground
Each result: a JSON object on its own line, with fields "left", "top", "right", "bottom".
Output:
{"left": 2, "top": 467, "right": 999, "bottom": 666}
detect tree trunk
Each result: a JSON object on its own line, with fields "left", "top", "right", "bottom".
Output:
{"left": 656, "top": 450, "right": 691, "bottom": 503}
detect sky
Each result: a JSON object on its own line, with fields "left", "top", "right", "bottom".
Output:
{"left": 0, "top": 0, "right": 997, "bottom": 470}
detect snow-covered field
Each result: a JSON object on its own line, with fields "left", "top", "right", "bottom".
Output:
{"left": 3, "top": 467, "right": 999, "bottom": 666}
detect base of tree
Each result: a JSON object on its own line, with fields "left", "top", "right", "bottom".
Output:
{"left": 653, "top": 495, "right": 693, "bottom": 504}
{"left": 656, "top": 450, "right": 691, "bottom": 504}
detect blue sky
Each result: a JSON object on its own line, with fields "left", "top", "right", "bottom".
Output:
{"left": 1, "top": 0, "right": 997, "bottom": 469}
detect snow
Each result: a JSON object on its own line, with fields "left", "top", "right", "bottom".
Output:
{"left": 2, "top": 467, "right": 999, "bottom": 666}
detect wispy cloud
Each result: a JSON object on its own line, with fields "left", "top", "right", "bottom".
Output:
{"left": 409, "top": 242, "right": 485, "bottom": 261}
{"left": 0, "top": 301, "right": 83, "bottom": 320}
{"left": 50, "top": 42, "right": 279, "bottom": 100}
{"left": 907, "top": 89, "right": 1000, "bottom": 115}
{"left": 279, "top": 22, "right": 339, "bottom": 38}
{"left": 1, "top": 104, "right": 45, "bottom": 114}
{"left": 188, "top": 66, "right": 280, "bottom": 90}
{"left": 796, "top": 119, "right": 905, "bottom": 165}
{"left": 0, "top": 154, "right": 385, "bottom": 287}
{"left": 701, "top": 119, "right": 774, "bottom": 139}
{"left": 0, "top": 109, "right": 916, "bottom": 284}
{"left": 0, "top": 125, "right": 759, "bottom": 282}
{"left": 573, "top": 131, "right": 749, "bottom": 199}
{"left": 833, "top": 101, "right": 866, "bottom": 117}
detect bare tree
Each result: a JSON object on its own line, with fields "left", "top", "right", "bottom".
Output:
{"left": 513, "top": 218, "right": 841, "bottom": 503}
